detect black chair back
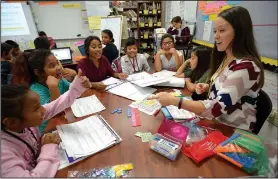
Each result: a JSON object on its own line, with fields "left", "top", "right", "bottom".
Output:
{"left": 253, "top": 90, "right": 272, "bottom": 134}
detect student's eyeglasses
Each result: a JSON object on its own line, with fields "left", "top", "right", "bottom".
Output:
{"left": 162, "top": 41, "right": 173, "bottom": 46}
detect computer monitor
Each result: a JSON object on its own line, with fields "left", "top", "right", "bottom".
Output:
{"left": 78, "top": 44, "right": 86, "bottom": 56}
{"left": 24, "top": 49, "right": 35, "bottom": 53}
{"left": 51, "top": 47, "right": 72, "bottom": 64}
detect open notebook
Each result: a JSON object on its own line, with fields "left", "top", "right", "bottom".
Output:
{"left": 153, "top": 70, "right": 185, "bottom": 88}
{"left": 57, "top": 115, "right": 122, "bottom": 170}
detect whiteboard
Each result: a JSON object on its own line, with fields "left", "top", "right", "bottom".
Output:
{"left": 1, "top": 2, "right": 38, "bottom": 50}
{"left": 30, "top": 1, "right": 91, "bottom": 40}
{"left": 100, "top": 16, "right": 122, "bottom": 52}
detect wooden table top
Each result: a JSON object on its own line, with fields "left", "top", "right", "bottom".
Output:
{"left": 46, "top": 87, "right": 248, "bottom": 178}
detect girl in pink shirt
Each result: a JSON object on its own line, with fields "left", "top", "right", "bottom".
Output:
{"left": 1, "top": 70, "right": 90, "bottom": 177}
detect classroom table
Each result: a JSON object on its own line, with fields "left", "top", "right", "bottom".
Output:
{"left": 45, "top": 87, "right": 248, "bottom": 178}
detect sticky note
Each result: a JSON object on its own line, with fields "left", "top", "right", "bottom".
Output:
{"left": 88, "top": 16, "right": 101, "bottom": 30}
{"left": 209, "top": 14, "right": 218, "bottom": 21}
{"left": 227, "top": 1, "right": 241, "bottom": 5}
{"left": 140, "top": 22, "right": 144, "bottom": 27}
{"left": 140, "top": 132, "right": 153, "bottom": 142}
{"left": 135, "top": 132, "right": 142, "bottom": 137}
{"left": 143, "top": 10, "right": 148, "bottom": 15}
{"left": 153, "top": 9, "right": 157, "bottom": 14}
{"left": 62, "top": 3, "right": 80, "bottom": 8}
{"left": 198, "top": 1, "right": 206, "bottom": 11}
{"left": 202, "top": 15, "right": 209, "bottom": 21}
{"left": 39, "top": 1, "right": 58, "bottom": 6}
{"left": 221, "top": 5, "right": 232, "bottom": 11}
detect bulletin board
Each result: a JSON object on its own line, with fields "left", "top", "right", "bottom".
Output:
{"left": 30, "top": 1, "right": 91, "bottom": 40}
{"left": 193, "top": 1, "right": 278, "bottom": 66}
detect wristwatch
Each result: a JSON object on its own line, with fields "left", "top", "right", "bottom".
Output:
{"left": 178, "top": 98, "right": 183, "bottom": 109}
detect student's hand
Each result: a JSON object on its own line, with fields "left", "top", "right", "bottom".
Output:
{"left": 196, "top": 83, "right": 209, "bottom": 94}
{"left": 81, "top": 76, "right": 92, "bottom": 88}
{"left": 46, "top": 76, "right": 59, "bottom": 88}
{"left": 41, "top": 133, "right": 61, "bottom": 145}
{"left": 148, "top": 92, "right": 177, "bottom": 107}
{"left": 118, "top": 73, "right": 128, "bottom": 80}
{"left": 94, "top": 82, "right": 107, "bottom": 90}
{"left": 158, "top": 49, "right": 166, "bottom": 55}
{"left": 169, "top": 48, "right": 177, "bottom": 54}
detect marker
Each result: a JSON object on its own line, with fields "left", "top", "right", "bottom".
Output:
{"left": 153, "top": 109, "right": 160, "bottom": 116}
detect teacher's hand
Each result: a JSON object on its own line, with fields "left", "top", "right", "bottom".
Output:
{"left": 148, "top": 92, "right": 177, "bottom": 107}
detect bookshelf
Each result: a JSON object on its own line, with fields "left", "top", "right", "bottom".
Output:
{"left": 137, "top": 1, "right": 162, "bottom": 56}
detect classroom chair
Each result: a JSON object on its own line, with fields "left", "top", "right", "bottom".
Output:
{"left": 253, "top": 90, "right": 273, "bottom": 134}
{"left": 175, "top": 23, "right": 196, "bottom": 59}
{"left": 111, "top": 57, "right": 122, "bottom": 73}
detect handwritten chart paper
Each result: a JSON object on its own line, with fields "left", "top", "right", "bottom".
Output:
{"left": 203, "top": 21, "right": 212, "bottom": 41}
{"left": 88, "top": 16, "right": 101, "bottom": 30}
{"left": 198, "top": 1, "right": 207, "bottom": 11}
{"left": 203, "top": 2, "right": 221, "bottom": 15}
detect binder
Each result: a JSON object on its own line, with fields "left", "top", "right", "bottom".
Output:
{"left": 57, "top": 115, "right": 122, "bottom": 170}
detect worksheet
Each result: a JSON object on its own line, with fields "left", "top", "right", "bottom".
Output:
{"left": 102, "top": 77, "right": 125, "bottom": 90}
{"left": 57, "top": 115, "right": 117, "bottom": 158}
{"left": 108, "top": 81, "right": 157, "bottom": 101}
{"left": 153, "top": 70, "right": 185, "bottom": 88}
{"left": 127, "top": 72, "right": 169, "bottom": 87}
{"left": 71, "top": 95, "right": 105, "bottom": 117}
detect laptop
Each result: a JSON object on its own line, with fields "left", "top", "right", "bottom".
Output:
{"left": 78, "top": 44, "right": 86, "bottom": 56}
{"left": 51, "top": 47, "right": 72, "bottom": 64}
{"left": 24, "top": 49, "right": 35, "bottom": 53}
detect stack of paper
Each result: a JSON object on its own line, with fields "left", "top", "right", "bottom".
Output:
{"left": 71, "top": 95, "right": 105, "bottom": 117}
{"left": 153, "top": 70, "right": 185, "bottom": 88}
{"left": 129, "top": 99, "right": 161, "bottom": 115}
{"left": 107, "top": 81, "right": 157, "bottom": 101}
{"left": 57, "top": 115, "right": 121, "bottom": 170}
{"left": 102, "top": 77, "right": 125, "bottom": 90}
{"left": 127, "top": 72, "right": 169, "bottom": 87}
{"left": 166, "top": 105, "right": 196, "bottom": 121}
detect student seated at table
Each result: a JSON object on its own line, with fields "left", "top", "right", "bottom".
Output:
{"left": 1, "top": 43, "right": 13, "bottom": 85}
{"left": 175, "top": 46, "right": 211, "bottom": 93}
{"left": 11, "top": 49, "right": 90, "bottom": 134}
{"left": 77, "top": 36, "right": 128, "bottom": 90}
{"left": 150, "top": 6, "right": 265, "bottom": 131}
{"left": 154, "top": 34, "right": 183, "bottom": 72}
{"left": 101, "top": 29, "right": 119, "bottom": 64}
{"left": 5, "top": 40, "right": 21, "bottom": 62}
{"left": 120, "top": 37, "right": 150, "bottom": 75}
{"left": 167, "top": 16, "right": 190, "bottom": 43}
{"left": 38, "top": 31, "right": 57, "bottom": 49}
{"left": 1, "top": 70, "right": 89, "bottom": 177}
{"left": 34, "top": 37, "right": 77, "bottom": 82}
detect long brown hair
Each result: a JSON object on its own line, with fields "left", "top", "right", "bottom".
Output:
{"left": 190, "top": 46, "right": 211, "bottom": 82}
{"left": 209, "top": 6, "right": 264, "bottom": 87}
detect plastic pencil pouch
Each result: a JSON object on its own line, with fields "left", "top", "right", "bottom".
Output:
{"left": 149, "top": 133, "right": 182, "bottom": 161}
{"left": 214, "top": 129, "right": 270, "bottom": 176}
{"left": 67, "top": 163, "right": 134, "bottom": 178}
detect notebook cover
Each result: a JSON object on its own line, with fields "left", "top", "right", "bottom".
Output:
{"left": 157, "top": 118, "right": 189, "bottom": 143}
